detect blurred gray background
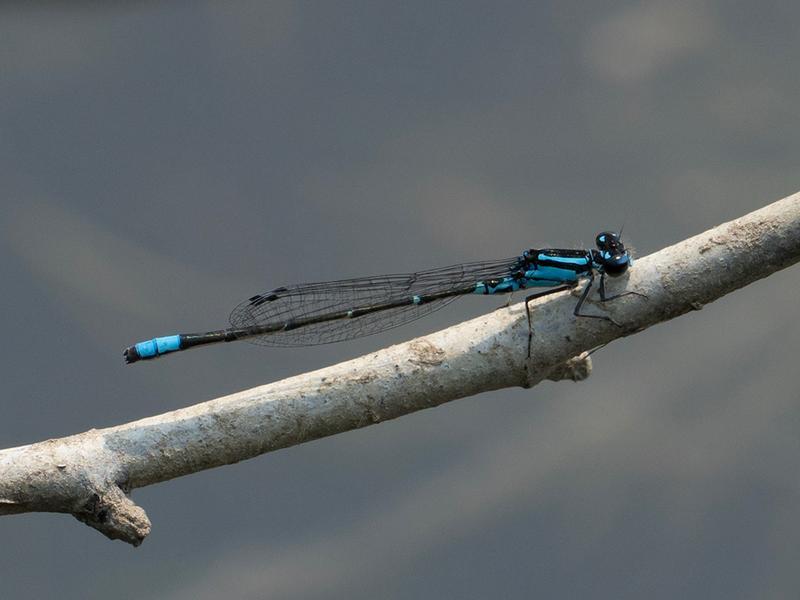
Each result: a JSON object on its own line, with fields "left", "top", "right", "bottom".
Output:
{"left": 2, "top": 1, "right": 799, "bottom": 598}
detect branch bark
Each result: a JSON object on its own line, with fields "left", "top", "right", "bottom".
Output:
{"left": 2, "top": 191, "right": 799, "bottom": 546}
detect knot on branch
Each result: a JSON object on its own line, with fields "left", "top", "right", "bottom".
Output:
{"left": 73, "top": 486, "right": 151, "bottom": 547}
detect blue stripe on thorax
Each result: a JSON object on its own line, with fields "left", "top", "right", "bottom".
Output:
{"left": 473, "top": 254, "right": 593, "bottom": 295}
{"left": 524, "top": 265, "right": 581, "bottom": 283}
{"left": 537, "top": 253, "right": 591, "bottom": 267}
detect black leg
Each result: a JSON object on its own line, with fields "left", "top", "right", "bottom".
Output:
{"left": 573, "top": 273, "right": 594, "bottom": 315}
{"left": 574, "top": 274, "right": 621, "bottom": 326}
{"left": 597, "top": 272, "right": 648, "bottom": 302}
{"left": 493, "top": 291, "right": 517, "bottom": 312}
{"left": 524, "top": 284, "right": 576, "bottom": 357}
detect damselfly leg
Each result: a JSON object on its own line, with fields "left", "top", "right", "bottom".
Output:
{"left": 574, "top": 272, "right": 648, "bottom": 326}
{"left": 573, "top": 273, "right": 621, "bottom": 326}
{"left": 597, "top": 273, "right": 648, "bottom": 303}
{"left": 524, "top": 284, "right": 576, "bottom": 358}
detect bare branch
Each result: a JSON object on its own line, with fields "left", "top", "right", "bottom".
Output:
{"left": 1, "top": 191, "right": 798, "bottom": 545}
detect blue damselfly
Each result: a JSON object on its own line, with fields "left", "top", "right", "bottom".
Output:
{"left": 124, "top": 231, "right": 641, "bottom": 363}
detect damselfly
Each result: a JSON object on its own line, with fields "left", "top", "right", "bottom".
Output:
{"left": 123, "top": 231, "right": 642, "bottom": 364}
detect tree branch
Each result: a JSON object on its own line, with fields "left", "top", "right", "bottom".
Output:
{"left": 2, "top": 191, "right": 798, "bottom": 546}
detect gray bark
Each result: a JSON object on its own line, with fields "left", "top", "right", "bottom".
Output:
{"left": 1, "top": 191, "right": 798, "bottom": 546}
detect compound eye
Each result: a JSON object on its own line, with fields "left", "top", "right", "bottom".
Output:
{"left": 596, "top": 231, "right": 619, "bottom": 251}
{"left": 603, "top": 253, "right": 630, "bottom": 276}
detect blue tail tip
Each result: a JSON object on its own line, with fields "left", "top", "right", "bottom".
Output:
{"left": 124, "top": 335, "right": 182, "bottom": 364}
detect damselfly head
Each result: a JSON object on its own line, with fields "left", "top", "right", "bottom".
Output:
{"left": 594, "top": 231, "right": 630, "bottom": 277}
